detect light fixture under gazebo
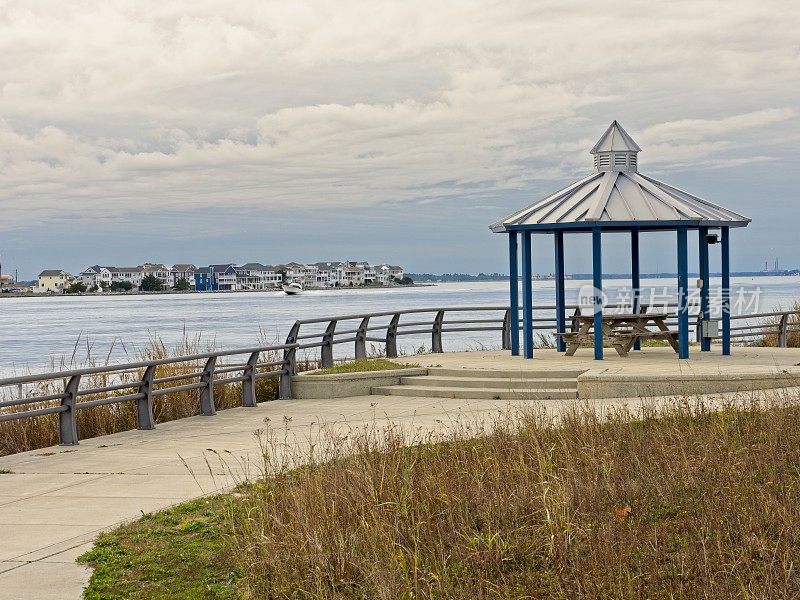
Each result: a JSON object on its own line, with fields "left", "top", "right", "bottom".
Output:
{"left": 490, "top": 121, "right": 751, "bottom": 360}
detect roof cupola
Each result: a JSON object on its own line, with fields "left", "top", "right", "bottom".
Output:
{"left": 590, "top": 120, "right": 641, "bottom": 173}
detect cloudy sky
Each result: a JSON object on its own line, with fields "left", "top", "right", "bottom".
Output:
{"left": 1, "top": 0, "right": 798, "bottom": 279}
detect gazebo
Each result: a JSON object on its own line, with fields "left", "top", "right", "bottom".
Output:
{"left": 490, "top": 121, "right": 751, "bottom": 360}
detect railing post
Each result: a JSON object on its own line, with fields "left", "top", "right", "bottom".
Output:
{"left": 386, "top": 313, "right": 400, "bottom": 358}
{"left": 502, "top": 309, "right": 511, "bottom": 350}
{"left": 280, "top": 346, "right": 296, "bottom": 400}
{"left": 355, "top": 317, "right": 369, "bottom": 360}
{"left": 321, "top": 320, "right": 337, "bottom": 368}
{"left": 59, "top": 375, "right": 81, "bottom": 446}
{"left": 285, "top": 321, "right": 300, "bottom": 346}
{"left": 778, "top": 313, "right": 789, "bottom": 348}
{"left": 136, "top": 365, "right": 156, "bottom": 430}
{"left": 199, "top": 356, "right": 217, "bottom": 416}
{"left": 432, "top": 310, "right": 445, "bottom": 353}
{"left": 242, "top": 351, "right": 260, "bottom": 407}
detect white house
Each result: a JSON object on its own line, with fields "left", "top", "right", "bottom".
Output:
{"left": 108, "top": 266, "right": 144, "bottom": 287}
{"left": 140, "top": 263, "right": 171, "bottom": 288}
{"left": 78, "top": 265, "right": 113, "bottom": 288}
{"left": 234, "top": 264, "right": 284, "bottom": 290}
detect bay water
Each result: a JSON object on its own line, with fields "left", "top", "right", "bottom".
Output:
{"left": 1, "top": 277, "right": 799, "bottom": 377}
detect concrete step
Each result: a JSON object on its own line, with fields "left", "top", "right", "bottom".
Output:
{"left": 372, "top": 385, "right": 578, "bottom": 400}
{"left": 399, "top": 375, "right": 578, "bottom": 390}
{"left": 426, "top": 367, "right": 584, "bottom": 379}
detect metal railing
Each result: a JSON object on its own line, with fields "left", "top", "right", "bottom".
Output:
{"left": 1, "top": 303, "right": 798, "bottom": 447}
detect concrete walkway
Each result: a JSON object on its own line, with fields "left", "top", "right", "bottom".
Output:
{"left": 0, "top": 393, "right": 571, "bottom": 600}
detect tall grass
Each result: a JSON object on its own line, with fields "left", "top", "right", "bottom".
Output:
{"left": 759, "top": 300, "right": 800, "bottom": 347}
{"left": 223, "top": 398, "right": 800, "bottom": 599}
{"left": 0, "top": 333, "right": 284, "bottom": 456}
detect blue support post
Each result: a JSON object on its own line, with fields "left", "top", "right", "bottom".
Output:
{"left": 522, "top": 231, "right": 534, "bottom": 359}
{"left": 554, "top": 231, "right": 566, "bottom": 352}
{"left": 677, "top": 227, "right": 689, "bottom": 359}
{"left": 592, "top": 227, "right": 603, "bottom": 360}
{"left": 721, "top": 227, "right": 731, "bottom": 355}
{"left": 699, "top": 227, "right": 711, "bottom": 351}
{"left": 508, "top": 233, "right": 520, "bottom": 356}
{"left": 631, "top": 229, "right": 641, "bottom": 351}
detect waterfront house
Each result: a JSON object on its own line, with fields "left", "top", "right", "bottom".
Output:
{"left": 342, "top": 262, "right": 366, "bottom": 286}
{"left": 235, "top": 263, "right": 283, "bottom": 290}
{"left": 78, "top": 265, "right": 113, "bottom": 288}
{"left": 375, "top": 264, "right": 393, "bottom": 285}
{"left": 387, "top": 265, "right": 404, "bottom": 281}
{"left": 140, "top": 263, "right": 172, "bottom": 288}
{"left": 194, "top": 264, "right": 237, "bottom": 291}
{"left": 108, "top": 266, "right": 145, "bottom": 288}
{"left": 277, "top": 262, "right": 304, "bottom": 285}
{"left": 211, "top": 264, "right": 237, "bottom": 290}
{"left": 357, "top": 261, "right": 377, "bottom": 284}
{"left": 36, "top": 270, "right": 72, "bottom": 293}
{"left": 169, "top": 264, "right": 197, "bottom": 288}
{"left": 194, "top": 267, "right": 213, "bottom": 291}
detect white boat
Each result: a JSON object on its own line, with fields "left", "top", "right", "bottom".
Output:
{"left": 282, "top": 282, "right": 303, "bottom": 295}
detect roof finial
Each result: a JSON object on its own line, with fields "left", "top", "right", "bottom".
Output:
{"left": 591, "top": 121, "right": 640, "bottom": 173}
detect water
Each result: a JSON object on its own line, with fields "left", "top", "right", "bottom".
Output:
{"left": 1, "top": 277, "right": 799, "bottom": 377}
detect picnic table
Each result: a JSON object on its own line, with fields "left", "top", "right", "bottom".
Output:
{"left": 556, "top": 312, "right": 678, "bottom": 357}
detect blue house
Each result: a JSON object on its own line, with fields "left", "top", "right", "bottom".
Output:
{"left": 194, "top": 267, "right": 213, "bottom": 291}
{"left": 194, "top": 264, "right": 238, "bottom": 291}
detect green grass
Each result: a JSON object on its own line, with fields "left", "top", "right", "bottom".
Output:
{"left": 309, "top": 358, "right": 418, "bottom": 375}
{"left": 78, "top": 497, "right": 239, "bottom": 600}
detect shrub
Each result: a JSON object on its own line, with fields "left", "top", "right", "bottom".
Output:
{"left": 173, "top": 278, "right": 191, "bottom": 291}
{"left": 65, "top": 281, "right": 87, "bottom": 294}
{"left": 139, "top": 274, "right": 164, "bottom": 292}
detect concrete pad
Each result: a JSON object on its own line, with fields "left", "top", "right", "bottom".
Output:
{"left": 0, "top": 561, "right": 91, "bottom": 600}
{"left": 0, "top": 562, "right": 26, "bottom": 574}
{"left": 0, "top": 495, "right": 185, "bottom": 527}
{"left": 0, "top": 524, "right": 96, "bottom": 562}
{"left": 40, "top": 473, "right": 219, "bottom": 499}
{"left": 38, "top": 542, "right": 95, "bottom": 564}
{"left": 397, "top": 348, "right": 800, "bottom": 399}
{"left": 0, "top": 473, "right": 105, "bottom": 498}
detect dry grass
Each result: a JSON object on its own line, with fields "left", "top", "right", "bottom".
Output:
{"left": 0, "top": 334, "right": 284, "bottom": 456}
{"left": 759, "top": 300, "right": 800, "bottom": 347}
{"left": 220, "top": 398, "right": 800, "bottom": 599}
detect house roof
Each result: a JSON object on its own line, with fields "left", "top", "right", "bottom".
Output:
{"left": 237, "top": 262, "right": 278, "bottom": 271}
{"left": 39, "top": 269, "right": 68, "bottom": 277}
{"left": 171, "top": 264, "right": 196, "bottom": 271}
{"left": 209, "top": 264, "right": 236, "bottom": 272}
{"left": 490, "top": 121, "right": 751, "bottom": 232}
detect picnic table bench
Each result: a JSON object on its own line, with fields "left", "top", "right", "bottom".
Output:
{"left": 555, "top": 312, "right": 678, "bottom": 357}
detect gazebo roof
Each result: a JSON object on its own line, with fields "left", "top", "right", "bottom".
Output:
{"left": 490, "top": 121, "right": 751, "bottom": 233}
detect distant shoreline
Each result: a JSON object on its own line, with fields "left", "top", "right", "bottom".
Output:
{"left": 0, "top": 283, "right": 436, "bottom": 299}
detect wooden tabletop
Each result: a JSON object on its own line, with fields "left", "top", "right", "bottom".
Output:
{"left": 573, "top": 313, "right": 669, "bottom": 321}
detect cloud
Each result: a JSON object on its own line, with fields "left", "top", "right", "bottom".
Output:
{"left": 0, "top": 0, "right": 798, "bottom": 234}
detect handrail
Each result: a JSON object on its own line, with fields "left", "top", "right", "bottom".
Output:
{"left": 1, "top": 303, "right": 798, "bottom": 447}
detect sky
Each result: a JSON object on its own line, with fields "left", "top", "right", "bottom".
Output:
{"left": 0, "top": 0, "right": 799, "bottom": 279}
